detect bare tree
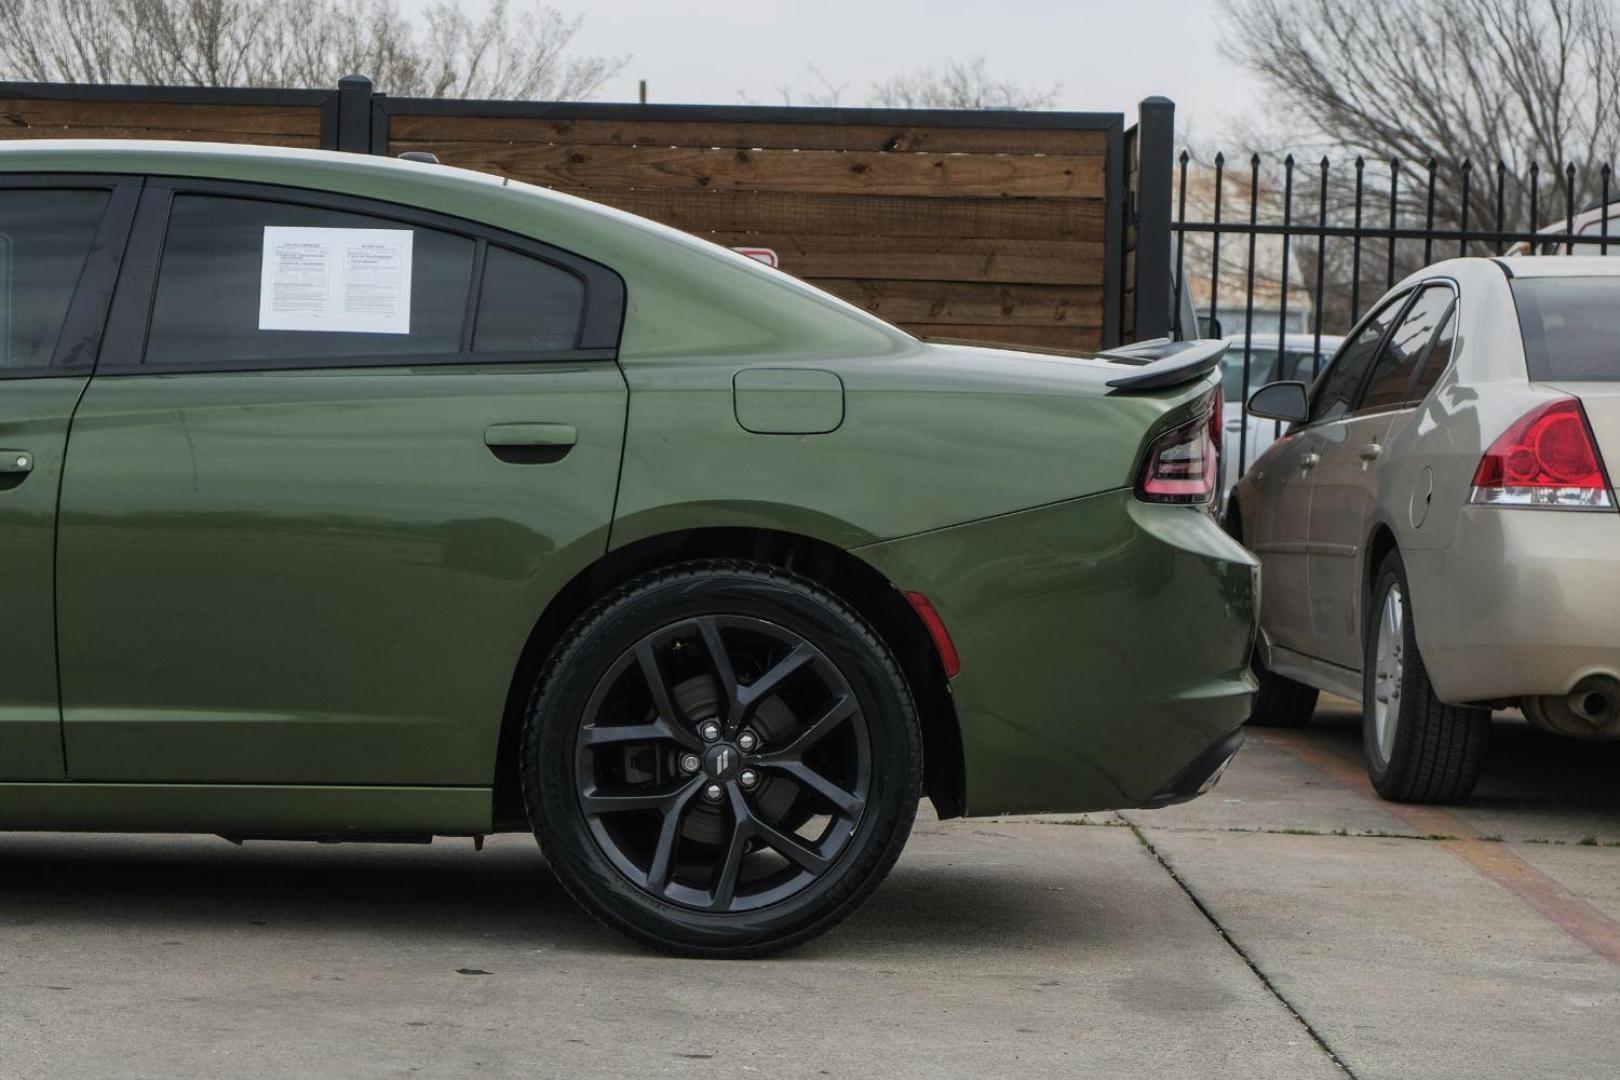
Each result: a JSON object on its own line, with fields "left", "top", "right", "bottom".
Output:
{"left": 869, "top": 56, "right": 1059, "bottom": 110}
{"left": 0, "top": 0, "right": 626, "bottom": 99}
{"left": 752, "top": 55, "right": 1059, "bottom": 110}
{"left": 1219, "top": 0, "right": 1620, "bottom": 233}
{"left": 745, "top": 65, "right": 849, "bottom": 108}
{"left": 1201, "top": 0, "right": 1620, "bottom": 332}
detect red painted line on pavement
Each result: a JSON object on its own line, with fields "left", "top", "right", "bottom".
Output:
{"left": 1258, "top": 728, "right": 1620, "bottom": 969}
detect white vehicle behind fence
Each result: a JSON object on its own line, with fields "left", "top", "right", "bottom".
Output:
{"left": 1220, "top": 333, "right": 1344, "bottom": 493}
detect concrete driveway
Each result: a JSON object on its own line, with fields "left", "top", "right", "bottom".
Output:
{"left": 3, "top": 701, "right": 1617, "bottom": 1079}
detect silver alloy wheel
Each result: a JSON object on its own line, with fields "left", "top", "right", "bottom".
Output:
{"left": 1372, "top": 584, "right": 1405, "bottom": 765}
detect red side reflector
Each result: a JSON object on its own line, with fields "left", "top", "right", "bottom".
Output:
{"left": 905, "top": 591, "right": 961, "bottom": 679}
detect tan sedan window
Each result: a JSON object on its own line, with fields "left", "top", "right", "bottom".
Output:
{"left": 1313, "top": 296, "right": 1402, "bottom": 422}
{"left": 1405, "top": 305, "right": 1457, "bottom": 403}
{"left": 1360, "top": 286, "right": 1452, "bottom": 413}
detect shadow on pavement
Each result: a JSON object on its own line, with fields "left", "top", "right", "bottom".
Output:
{"left": 0, "top": 829, "right": 1101, "bottom": 958}
{"left": 1303, "top": 701, "right": 1620, "bottom": 816}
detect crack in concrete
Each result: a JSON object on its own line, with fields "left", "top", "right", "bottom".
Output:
{"left": 1126, "top": 821, "right": 1359, "bottom": 1080}
{"left": 1263, "top": 729, "right": 1620, "bottom": 968}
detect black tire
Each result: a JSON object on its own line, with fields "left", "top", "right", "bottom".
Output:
{"left": 1362, "top": 551, "right": 1490, "bottom": 803}
{"left": 1246, "top": 654, "right": 1320, "bottom": 727}
{"left": 521, "top": 560, "right": 922, "bottom": 958}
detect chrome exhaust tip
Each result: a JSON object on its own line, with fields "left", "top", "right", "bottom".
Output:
{"left": 1567, "top": 676, "right": 1620, "bottom": 728}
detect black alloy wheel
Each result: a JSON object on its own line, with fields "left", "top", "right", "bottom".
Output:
{"left": 574, "top": 613, "right": 872, "bottom": 912}
{"left": 523, "top": 561, "right": 921, "bottom": 957}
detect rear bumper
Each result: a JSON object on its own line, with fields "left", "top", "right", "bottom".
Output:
{"left": 1410, "top": 506, "right": 1620, "bottom": 701}
{"left": 857, "top": 489, "right": 1258, "bottom": 816}
{"left": 1141, "top": 727, "right": 1246, "bottom": 808}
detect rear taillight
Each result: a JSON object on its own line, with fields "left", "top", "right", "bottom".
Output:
{"left": 1469, "top": 398, "right": 1615, "bottom": 510}
{"left": 1136, "top": 390, "right": 1220, "bottom": 504}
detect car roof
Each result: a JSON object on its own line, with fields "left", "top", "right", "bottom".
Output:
{"left": 0, "top": 137, "right": 506, "bottom": 185}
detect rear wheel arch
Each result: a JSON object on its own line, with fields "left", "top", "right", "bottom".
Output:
{"left": 1363, "top": 523, "right": 1399, "bottom": 627}
{"left": 491, "top": 527, "right": 965, "bottom": 828}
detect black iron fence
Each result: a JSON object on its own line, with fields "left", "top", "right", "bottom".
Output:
{"left": 1171, "top": 149, "right": 1620, "bottom": 477}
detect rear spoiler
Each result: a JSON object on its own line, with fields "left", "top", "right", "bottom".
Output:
{"left": 1101, "top": 337, "right": 1228, "bottom": 392}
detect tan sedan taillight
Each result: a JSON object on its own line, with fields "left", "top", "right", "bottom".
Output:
{"left": 1469, "top": 397, "right": 1616, "bottom": 510}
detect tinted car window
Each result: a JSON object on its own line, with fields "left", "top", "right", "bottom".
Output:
{"left": 1220, "top": 347, "right": 1278, "bottom": 402}
{"left": 1405, "top": 304, "right": 1457, "bottom": 403}
{"left": 145, "top": 195, "right": 475, "bottom": 367}
{"left": 1511, "top": 277, "right": 1620, "bottom": 381}
{"left": 1360, "top": 286, "right": 1452, "bottom": 412}
{"left": 1577, "top": 218, "right": 1620, "bottom": 253}
{"left": 473, "top": 245, "right": 586, "bottom": 353}
{"left": 1311, "top": 297, "right": 1403, "bottom": 422}
{"left": 1277, "top": 348, "right": 1334, "bottom": 383}
{"left": 0, "top": 189, "right": 109, "bottom": 369}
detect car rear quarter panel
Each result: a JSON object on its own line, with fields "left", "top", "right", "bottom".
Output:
{"left": 610, "top": 345, "right": 1212, "bottom": 549}
{"left": 857, "top": 491, "right": 1258, "bottom": 815}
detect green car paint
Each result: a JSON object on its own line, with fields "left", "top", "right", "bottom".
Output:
{"left": 56, "top": 363, "right": 628, "bottom": 787}
{"left": 0, "top": 377, "right": 84, "bottom": 780}
{"left": 0, "top": 141, "right": 1256, "bottom": 835}
{"left": 858, "top": 491, "right": 1258, "bottom": 814}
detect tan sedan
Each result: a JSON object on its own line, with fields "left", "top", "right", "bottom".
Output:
{"left": 1229, "top": 257, "right": 1620, "bottom": 803}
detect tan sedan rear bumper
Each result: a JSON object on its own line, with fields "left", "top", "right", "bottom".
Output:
{"left": 1407, "top": 506, "right": 1620, "bottom": 703}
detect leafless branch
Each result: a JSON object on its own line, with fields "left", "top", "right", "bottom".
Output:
{"left": 0, "top": 0, "right": 626, "bottom": 99}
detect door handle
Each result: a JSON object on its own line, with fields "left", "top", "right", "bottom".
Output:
{"left": 483, "top": 423, "right": 576, "bottom": 464}
{"left": 1358, "top": 443, "right": 1384, "bottom": 462}
{"left": 1300, "top": 452, "right": 1321, "bottom": 470}
{"left": 0, "top": 450, "right": 34, "bottom": 475}
{"left": 484, "top": 423, "right": 576, "bottom": 447}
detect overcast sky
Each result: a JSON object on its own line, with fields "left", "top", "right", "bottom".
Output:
{"left": 403, "top": 0, "right": 1260, "bottom": 136}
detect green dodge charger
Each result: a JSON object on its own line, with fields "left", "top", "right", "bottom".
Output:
{"left": 0, "top": 141, "right": 1257, "bottom": 955}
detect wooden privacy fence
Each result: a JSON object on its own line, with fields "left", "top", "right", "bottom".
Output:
{"left": 0, "top": 75, "right": 1177, "bottom": 350}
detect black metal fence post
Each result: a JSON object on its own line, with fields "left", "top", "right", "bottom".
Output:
{"left": 1238, "top": 153, "right": 1260, "bottom": 476}
{"left": 1133, "top": 97, "right": 1176, "bottom": 341}
{"left": 334, "top": 74, "right": 374, "bottom": 153}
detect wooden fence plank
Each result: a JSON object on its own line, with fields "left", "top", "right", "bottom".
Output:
{"left": 0, "top": 84, "right": 1119, "bottom": 348}
{"left": 388, "top": 114, "right": 1109, "bottom": 156}
{"left": 807, "top": 279, "right": 1103, "bottom": 326}
{"left": 560, "top": 188, "right": 1106, "bottom": 241}
{"left": 705, "top": 232, "right": 1103, "bottom": 284}
{"left": 398, "top": 141, "right": 1105, "bottom": 199}
{"left": 0, "top": 99, "right": 321, "bottom": 137}
{"left": 0, "top": 124, "right": 320, "bottom": 147}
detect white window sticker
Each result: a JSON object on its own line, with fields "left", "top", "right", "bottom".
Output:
{"left": 258, "top": 227, "right": 413, "bottom": 334}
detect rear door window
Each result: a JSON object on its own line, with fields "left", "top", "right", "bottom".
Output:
{"left": 1359, "top": 285, "right": 1452, "bottom": 412}
{"left": 473, "top": 245, "right": 586, "bottom": 353}
{"left": 1405, "top": 305, "right": 1457, "bottom": 403}
{"left": 145, "top": 195, "right": 475, "bottom": 368}
{"left": 0, "top": 189, "right": 110, "bottom": 370}
{"left": 1511, "top": 277, "right": 1620, "bottom": 381}
{"left": 1311, "top": 295, "right": 1405, "bottom": 422}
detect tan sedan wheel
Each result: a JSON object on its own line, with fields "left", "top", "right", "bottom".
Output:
{"left": 1362, "top": 551, "right": 1491, "bottom": 803}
